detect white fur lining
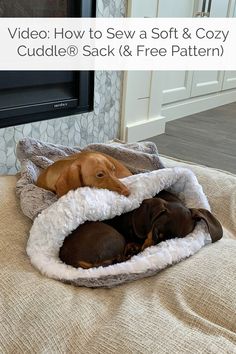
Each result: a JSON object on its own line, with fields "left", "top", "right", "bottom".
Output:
{"left": 27, "top": 167, "right": 212, "bottom": 286}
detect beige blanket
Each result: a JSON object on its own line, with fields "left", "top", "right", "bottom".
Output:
{"left": 0, "top": 157, "right": 235, "bottom": 353}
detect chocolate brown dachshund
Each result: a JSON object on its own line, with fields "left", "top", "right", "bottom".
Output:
{"left": 60, "top": 221, "right": 126, "bottom": 269}
{"left": 59, "top": 191, "right": 223, "bottom": 269}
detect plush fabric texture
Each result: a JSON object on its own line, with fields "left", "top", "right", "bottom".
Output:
{"left": 17, "top": 139, "right": 215, "bottom": 287}
{"left": 16, "top": 138, "right": 164, "bottom": 220}
{"left": 161, "top": 156, "right": 236, "bottom": 239}
{"left": 16, "top": 138, "right": 225, "bottom": 287}
{"left": 0, "top": 168, "right": 235, "bottom": 353}
{"left": 27, "top": 166, "right": 212, "bottom": 287}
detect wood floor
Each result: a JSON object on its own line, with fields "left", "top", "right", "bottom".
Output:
{"left": 146, "top": 102, "right": 236, "bottom": 174}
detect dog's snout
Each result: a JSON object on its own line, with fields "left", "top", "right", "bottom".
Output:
{"left": 121, "top": 187, "right": 130, "bottom": 197}
{"left": 108, "top": 175, "right": 130, "bottom": 197}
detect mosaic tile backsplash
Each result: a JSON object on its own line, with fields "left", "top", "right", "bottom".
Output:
{"left": 0, "top": 0, "right": 126, "bottom": 174}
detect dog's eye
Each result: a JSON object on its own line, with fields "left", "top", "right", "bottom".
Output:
{"left": 96, "top": 172, "right": 105, "bottom": 178}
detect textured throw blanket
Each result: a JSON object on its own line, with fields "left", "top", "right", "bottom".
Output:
{"left": 16, "top": 138, "right": 211, "bottom": 288}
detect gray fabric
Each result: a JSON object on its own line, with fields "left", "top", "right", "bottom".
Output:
{"left": 16, "top": 138, "right": 164, "bottom": 220}
{"left": 63, "top": 268, "right": 170, "bottom": 288}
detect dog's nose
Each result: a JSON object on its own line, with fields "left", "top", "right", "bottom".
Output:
{"left": 121, "top": 187, "right": 130, "bottom": 197}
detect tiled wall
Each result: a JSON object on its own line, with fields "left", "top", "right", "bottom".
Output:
{"left": 0, "top": 0, "right": 127, "bottom": 174}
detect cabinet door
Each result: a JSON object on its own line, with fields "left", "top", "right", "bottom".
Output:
{"left": 222, "top": 72, "right": 236, "bottom": 90}
{"left": 161, "top": 71, "right": 194, "bottom": 104}
{"left": 156, "top": 0, "right": 196, "bottom": 104}
{"left": 157, "top": 0, "right": 195, "bottom": 17}
{"left": 191, "top": 0, "right": 230, "bottom": 97}
{"left": 222, "top": 1, "right": 236, "bottom": 90}
{"left": 191, "top": 71, "right": 225, "bottom": 97}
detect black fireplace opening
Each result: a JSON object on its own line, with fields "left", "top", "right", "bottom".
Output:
{"left": 0, "top": 0, "right": 96, "bottom": 129}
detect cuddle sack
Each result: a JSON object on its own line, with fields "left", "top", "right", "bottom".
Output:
{"left": 27, "top": 167, "right": 212, "bottom": 288}
{"left": 16, "top": 138, "right": 212, "bottom": 288}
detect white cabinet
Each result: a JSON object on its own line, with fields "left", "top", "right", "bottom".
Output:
{"left": 156, "top": 0, "right": 236, "bottom": 104}
{"left": 121, "top": 0, "right": 236, "bottom": 142}
{"left": 157, "top": 0, "right": 195, "bottom": 18}
{"left": 191, "top": 0, "right": 233, "bottom": 97}
{"left": 128, "top": 0, "right": 157, "bottom": 18}
{"left": 209, "top": 0, "right": 230, "bottom": 17}
{"left": 157, "top": 0, "right": 195, "bottom": 104}
{"left": 221, "top": 1, "right": 236, "bottom": 90}
{"left": 161, "top": 71, "right": 193, "bottom": 104}
{"left": 223, "top": 71, "right": 236, "bottom": 90}
{"left": 191, "top": 71, "right": 225, "bottom": 97}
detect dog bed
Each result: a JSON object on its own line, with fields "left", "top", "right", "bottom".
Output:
{"left": 27, "top": 166, "right": 212, "bottom": 288}
{"left": 16, "top": 138, "right": 213, "bottom": 287}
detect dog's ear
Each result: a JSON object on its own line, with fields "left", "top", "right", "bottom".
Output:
{"left": 132, "top": 199, "right": 166, "bottom": 239}
{"left": 55, "top": 162, "right": 83, "bottom": 197}
{"left": 190, "top": 208, "right": 223, "bottom": 243}
{"left": 101, "top": 153, "right": 132, "bottom": 178}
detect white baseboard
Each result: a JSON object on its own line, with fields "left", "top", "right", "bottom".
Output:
{"left": 161, "top": 89, "right": 236, "bottom": 123}
{"left": 122, "top": 89, "right": 236, "bottom": 143}
{"left": 125, "top": 116, "right": 165, "bottom": 143}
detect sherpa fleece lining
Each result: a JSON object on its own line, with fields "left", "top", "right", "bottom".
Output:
{"left": 27, "top": 167, "right": 212, "bottom": 288}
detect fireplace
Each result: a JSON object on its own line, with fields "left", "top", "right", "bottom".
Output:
{"left": 0, "top": 0, "right": 96, "bottom": 129}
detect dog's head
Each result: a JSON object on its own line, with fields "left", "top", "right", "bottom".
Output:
{"left": 55, "top": 152, "right": 131, "bottom": 197}
{"left": 131, "top": 197, "right": 223, "bottom": 244}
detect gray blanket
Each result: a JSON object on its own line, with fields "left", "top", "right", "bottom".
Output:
{"left": 16, "top": 138, "right": 164, "bottom": 220}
